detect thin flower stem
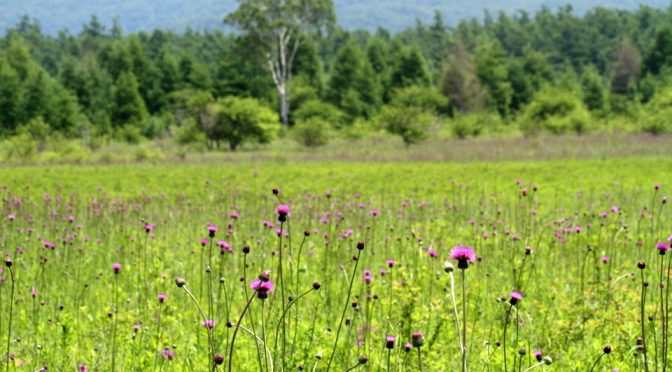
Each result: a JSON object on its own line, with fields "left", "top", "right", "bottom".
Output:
{"left": 228, "top": 289, "right": 258, "bottom": 372}
{"left": 503, "top": 304, "right": 513, "bottom": 372}
{"left": 589, "top": 352, "right": 606, "bottom": 372}
{"left": 5, "top": 266, "right": 15, "bottom": 372}
{"left": 449, "top": 271, "right": 463, "bottom": 352}
{"left": 182, "top": 285, "right": 215, "bottom": 369}
{"left": 642, "top": 269, "right": 650, "bottom": 372}
{"left": 522, "top": 362, "right": 545, "bottom": 372}
{"left": 326, "top": 248, "right": 362, "bottom": 370}
{"left": 461, "top": 269, "right": 468, "bottom": 372}
{"left": 277, "top": 221, "right": 286, "bottom": 370}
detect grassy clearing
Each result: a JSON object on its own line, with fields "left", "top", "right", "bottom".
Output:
{"left": 0, "top": 158, "right": 668, "bottom": 370}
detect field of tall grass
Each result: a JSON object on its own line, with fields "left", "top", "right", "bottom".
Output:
{"left": 0, "top": 159, "right": 669, "bottom": 370}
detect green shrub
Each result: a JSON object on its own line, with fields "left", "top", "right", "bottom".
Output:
{"left": 520, "top": 87, "right": 592, "bottom": 135}
{"left": 641, "top": 84, "right": 672, "bottom": 134}
{"left": 203, "top": 96, "right": 280, "bottom": 151}
{"left": 292, "top": 117, "right": 331, "bottom": 148}
{"left": 115, "top": 124, "right": 144, "bottom": 144}
{"left": 292, "top": 99, "right": 346, "bottom": 128}
{"left": 174, "top": 119, "right": 206, "bottom": 145}
{"left": 3, "top": 133, "right": 37, "bottom": 161}
{"left": 377, "top": 105, "right": 436, "bottom": 146}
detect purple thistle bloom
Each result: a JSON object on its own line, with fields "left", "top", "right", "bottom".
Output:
{"left": 601, "top": 256, "right": 609, "bottom": 263}
{"left": 276, "top": 204, "right": 290, "bottom": 215}
{"left": 112, "top": 263, "right": 122, "bottom": 274}
{"left": 427, "top": 248, "right": 437, "bottom": 258}
{"left": 411, "top": 332, "right": 425, "bottom": 347}
{"left": 450, "top": 246, "right": 475, "bottom": 269}
{"left": 250, "top": 278, "right": 275, "bottom": 299}
{"left": 79, "top": 364, "right": 88, "bottom": 372}
{"left": 510, "top": 291, "right": 523, "bottom": 305}
{"left": 217, "top": 240, "right": 233, "bottom": 252}
{"left": 657, "top": 242, "right": 670, "bottom": 255}
{"left": 371, "top": 209, "right": 380, "bottom": 216}
{"left": 405, "top": 342, "right": 413, "bottom": 352}
{"left": 199, "top": 238, "right": 208, "bottom": 246}
{"left": 144, "top": 224, "right": 154, "bottom": 233}
{"left": 7, "top": 214, "right": 15, "bottom": 221}
{"left": 230, "top": 212, "right": 240, "bottom": 219}
{"left": 533, "top": 349, "right": 543, "bottom": 361}
{"left": 386, "top": 259, "right": 396, "bottom": 268}
{"left": 386, "top": 335, "right": 396, "bottom": 349}
{"left": 208, "top": 225, "right": 218, "bottom": 238}
{"left": 202, "top": 319, "right": 216, "bottom": 328}
{"left": 161, "top": 348, "right": 175, "bottom": 360}
{"left": 157, "top": 294, "right": 167, "bottom": 303}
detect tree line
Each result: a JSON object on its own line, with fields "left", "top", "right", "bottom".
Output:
{"left": 4, "top": 4, "right": 672, "bottom": 150}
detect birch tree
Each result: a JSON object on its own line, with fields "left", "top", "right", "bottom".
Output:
{"left": 225, "top": 0, "right": 335, "bottom": 126}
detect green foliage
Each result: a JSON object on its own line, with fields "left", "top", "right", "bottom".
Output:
{"left": 377, "top": 86, "right": 446, "bottom": 145}
{"left": 450, "top": 112, "right": 505, "bottom": 139}
{"left": 389, "top": 46, "right": 431, "bottom": 90}
{"left": 641, "top": 83, "right": 672, "bottom": 134}
{"left": 292, "top": 99, "right": 346, "bottom": 128}
{"left": 520, "top": 87, "right": 592, "bottom": 135}
{"left": 203, "top": 96, "right": 280, "bottom": 150}
{"left": 112, "top": 71, "right": 148, "bottom": 126}
{"left": 292, "top": 117, "right": 331, "bottom": 147}
{"left": 580, "top": 65, "right": 607, "bottom": 112}
{"left": 474, "top": 36, "right": 513, "bottom": 117}
{"left": 327, "top": 39, "right": 382, "bottom": 121}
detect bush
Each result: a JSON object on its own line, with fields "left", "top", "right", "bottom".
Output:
{"left": 376, "top": 86, "right": 447, "bottom": 145}
{"left": 641, "top": 84, "right": 672, "bottom": 134}
{"left": 115, "top": 124, "right": 144, "bottom": 144}
{"left": 174, "top": 119, "right": 206, "bottom": 145}
{"left": 203, "top": 96, "right": 280, "bottom": 151}
{"left": 3, "top": 133, "right": 36, "bottom": 161}
{"left": 377, "top": 105, "right": 436, "bottom": 146}
{"left": 293, "top": 99, "right": 346, "bottom": 128}
{"left": 292, "top": 117, "right": 331, "bottom": 148}
{"left": 519, "top": 87, "right": 592, "bottom": 135}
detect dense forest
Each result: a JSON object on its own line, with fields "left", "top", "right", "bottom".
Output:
{"left": 4, "top": 4, "right": 672, "bottom": 152}
{"left": 2, "top": 0, "right": 666, "bottom": 34}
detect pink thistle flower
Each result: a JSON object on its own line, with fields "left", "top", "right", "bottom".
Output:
{"left": 427, "top": 248, "right": 437, "bottom": 258}
{"left": 601, "top": 256, "right": 609, "bottom": 263}
{"left": 510, "top": 291, "right": 523, "bottom": 305}
{"left": 202, "top": 319, "right": 216, "bottom": 328}
{"left": 208, "top": 225, "right": 218, "bottom": 238}
{"left": 217, "top": 241, "right": 233, "bottom": 253}
{"left": 230, "top": 212, "right": 240, "bottom": 219}
{"left": 250, "top": 278, "right": 275, "bottom": 299}
{"left": 161, "top": 348, "right": 175, "bottom": 360}
{"left": 112, "top": 263, "right": 122, "bottom": 274}
{"left": 610, "top": 206, "right": 619, "bottom": 213}
{"left": 371, "top": 209, "right": 380, "bottom": 216}
{"left": 657, "top": 242, "right": 670, "bottom": 255}
{"left": 199, "top": 238, "right": 208, "bottom": 246}
{"left": 157, "top": 294, "right": 167, "bottom": 303}
{"left": 385, "top": 335, "right": 396, "bottom": 349}
{"left": 450, "top": 246, "right": 475, "bottom": 269}
{"left": 31, "top": 289, "right": 37, "bottom": 298}
{"left": 386, "top": 259, "right": 396, "bottom": 268}
{"left": 533, "top": 349, "right": 543, "bottom": 361}
{"left": 7, "top": 214, "right": 14, "bottom": 221}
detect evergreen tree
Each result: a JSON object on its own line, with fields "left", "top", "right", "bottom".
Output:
{"left": 112, "top": 71, "right": 148, "bottom": 126}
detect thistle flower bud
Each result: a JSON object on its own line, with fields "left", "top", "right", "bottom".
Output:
{"left": 443, "top": 261, "right": 454, "bottom": 273}
{"left": 175, "top": 277, "right": 186, "bottom": 288}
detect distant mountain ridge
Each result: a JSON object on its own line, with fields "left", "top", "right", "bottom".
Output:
{"left": 0, "top": 0, "right": 669, "bottom": 35}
